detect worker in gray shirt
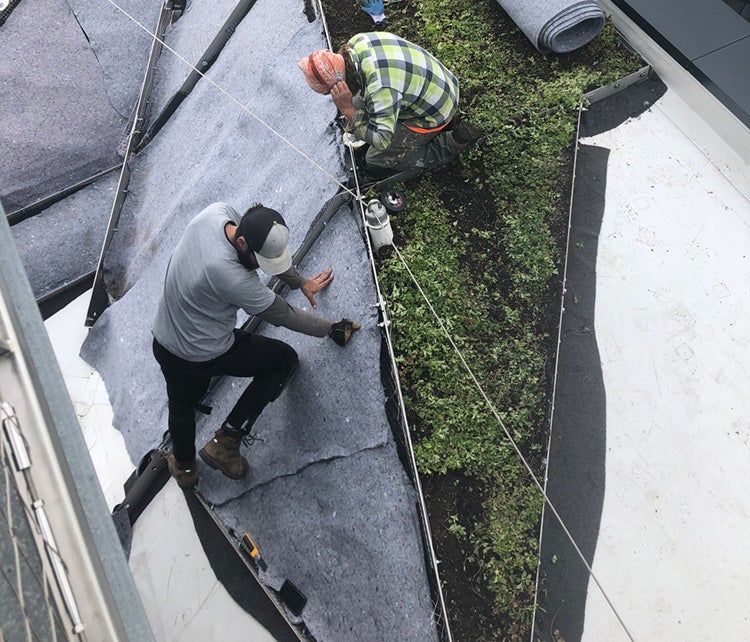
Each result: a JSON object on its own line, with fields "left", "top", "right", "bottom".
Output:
{"left": 152, "top": 202, "right": 359, "bottom": 488}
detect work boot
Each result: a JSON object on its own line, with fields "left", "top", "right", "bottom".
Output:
{"left": 167, "top": 454, "right": 199, "bottom": 489}
{"left": 198, "top": 428, "right": 249, "bottom": 480}
{"left": 451, "top": 119, "right": 484, "bottom": 149}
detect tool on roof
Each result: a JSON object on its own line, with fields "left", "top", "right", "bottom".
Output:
{"left": 279, "top": 579, "right": 307, "bottom": 617}
{"left": 379, "top": 188, "right": 405, "bottom": 214}
{"left": 240, "top": 532, "right": 268, "bottom": 571}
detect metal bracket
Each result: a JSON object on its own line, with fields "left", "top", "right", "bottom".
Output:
{"left": 583, "top": 64, "right": 653, "bottom": 105}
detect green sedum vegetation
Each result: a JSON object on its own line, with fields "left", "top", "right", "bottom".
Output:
{"left": 321, "top": 0, "right": 641, "bottom": 635}
{"left": 369, "top": 0, "right": 642, "bottom": 636}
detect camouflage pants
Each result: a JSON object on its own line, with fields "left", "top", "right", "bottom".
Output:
{"left": 365, "top": 120, "right": 459, "bottom": 173}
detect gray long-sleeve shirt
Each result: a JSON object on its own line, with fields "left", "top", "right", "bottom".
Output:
{"left": 152, "top": 202, "right": 331, "bottom": 362}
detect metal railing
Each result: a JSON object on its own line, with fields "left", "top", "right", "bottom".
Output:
{"left": 0, "top": 205, "right": 154, "bottom": 641}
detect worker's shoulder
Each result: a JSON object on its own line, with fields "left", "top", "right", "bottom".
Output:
{"left": 350, "top": 31, "right": 405, "bottom": 50}
{"left": 195, "top": 201, "right": 240, "bottom": 221}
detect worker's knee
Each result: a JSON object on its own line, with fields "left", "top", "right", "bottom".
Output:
{"left": 168, "top": 399, "right": 195, "bottom": 421}
{"left": 262, "top": 344, "right": 298, "bottom": 403}
{"left": 280, "top": 343, "right": 299, "bottom": 372}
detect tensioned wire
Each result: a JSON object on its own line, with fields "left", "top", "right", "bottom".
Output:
{"left": 313, "top": 3, "right": 634, "bottom": 640}
{"left": 101, "top": 0, "right": 360, "bottom": 204}
{"left": 101, "top": 0, "right": 635, "bottom": 638}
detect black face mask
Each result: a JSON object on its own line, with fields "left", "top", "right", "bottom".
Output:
{"left": 236, "top": 246, "right": 258, "bottom": 270}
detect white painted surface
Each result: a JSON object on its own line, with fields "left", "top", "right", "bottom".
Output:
{"left": 130, "top": 482, "right": 278, "bottom": 642}
{"left": 45, "top": 293, "right": 278, "bottom": 642}
{"left": 580, "top": 93, "right": 750, "bottom": 641}
{"left": 44, "top": 292, "right": 133, "bottom": 509}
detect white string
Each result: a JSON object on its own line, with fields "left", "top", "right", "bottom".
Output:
{"left": 391, "top": 244, "right": 637, "bottom": 642}
{"left": 100, "top": 1, "right": 635, "bottom": 638}
{"left": 101, "top": 0, "right": 361, "bottom": 203}
{"left": 313, "top": 0, "right": 334, "bottom": 52}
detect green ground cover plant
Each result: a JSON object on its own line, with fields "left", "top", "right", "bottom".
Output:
{"left": 323, "top": 1, "right": 642, "bottom": 638}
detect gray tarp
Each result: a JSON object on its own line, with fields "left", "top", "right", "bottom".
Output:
{"left": 0, "top": 0, "right": 159, "bottom": 212}
{"left": 77, "top": 0, "right": 440, "bottom": 640}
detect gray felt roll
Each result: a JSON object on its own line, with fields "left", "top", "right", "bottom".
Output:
{"left": 497, "top": 0, "right": 606, "bottom": 54}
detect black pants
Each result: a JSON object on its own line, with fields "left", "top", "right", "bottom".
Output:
{"left": 152, "top": 330, "right": 298, "bottom": 462}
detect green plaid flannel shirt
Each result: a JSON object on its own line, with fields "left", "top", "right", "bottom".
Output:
{"left": 346, "top": 32, "right": 459, "bottom": 151}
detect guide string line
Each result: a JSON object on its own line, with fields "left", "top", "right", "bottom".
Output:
{"left": 102, "top": 1, "right": 635, "bottom": 638}
{"left": 391, "top": 244, "right": 636, "bottom": 642}
{"left": 101, "top": 0, "right": 361, "bottom": 204}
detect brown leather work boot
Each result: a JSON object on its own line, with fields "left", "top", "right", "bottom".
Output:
{"left": 198, "top": 428, "right": 249, "bottom": 480}
{"left": 167, "top": 454, "right": 199, "bottom": 489}
{"left": 451, "top": 119, "right": 484, "bottom": 149}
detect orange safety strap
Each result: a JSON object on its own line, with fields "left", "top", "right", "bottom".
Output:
{"left": 404, "top": 119, "right": 452, "bottom": 135}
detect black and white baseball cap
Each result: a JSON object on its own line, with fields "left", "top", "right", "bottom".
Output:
{"left": 236, "top": 206, "right": 292, "bottom": 275}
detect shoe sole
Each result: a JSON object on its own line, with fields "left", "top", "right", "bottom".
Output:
{"left": 167, "top": 455, "right": 199, "bottom": 489}
{"left": 198, "top": 447, "right": 248, "bottom": 480}
{"left": 174, "top": 476, "right": 199, "bottom": 489}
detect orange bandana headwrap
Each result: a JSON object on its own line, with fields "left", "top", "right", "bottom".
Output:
{"left": 297, "top": 51, "right": 346, "bottom": 94}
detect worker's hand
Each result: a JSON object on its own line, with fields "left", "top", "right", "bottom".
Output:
{"left": 330, "top": 81, "right": 355, "bottom": 120}
{"left": 329, "top": 319, "right": 361, "bottom": 346}
{"left": 301, "top": 268, "right": 334, "bottom": 309}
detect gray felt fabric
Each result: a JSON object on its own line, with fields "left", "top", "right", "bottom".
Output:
{"left": 147, "top": 0, "right": 244, "bottom": 120}
{"left": 213, "top": 440, "right": 439, "bottom": 642}
{"left": 68, "top": 0, "right": 162, "bottom": 118}
{"left": 0, "top": 0, "right": 131, "bottom": 212}
{"left": 496, "top": 0, "right": 605, "bottom": 53}
{"left": 99, "top": 0, "right": 343, "bottom": 300}
{"left": 10, "top": 172, "right": 119, "bottom": 299}
{"left": 77, "top": 0, "right": 439, "bottom": 638}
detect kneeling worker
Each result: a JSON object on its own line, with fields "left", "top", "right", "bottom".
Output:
{"left": 152, "top": 202, "right": 359, "bottom": 488}
{"left": 298, "top": 32, "right": 482, "bottom": 176}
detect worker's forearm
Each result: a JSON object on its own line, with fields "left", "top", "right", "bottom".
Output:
{"left": 340, "top": 105, "right": 357, "bottom": 122}
{"left": 257, "top": 295, "right": 332, "bottom": 337}
{"left": 275, "top": 266, "right": 306, "bottom": 290}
